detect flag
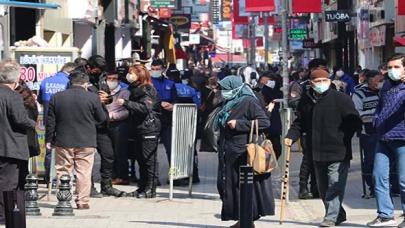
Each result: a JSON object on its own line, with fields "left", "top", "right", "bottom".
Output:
{"left": 292, "top": 0, "right": 322, "bottom": 13}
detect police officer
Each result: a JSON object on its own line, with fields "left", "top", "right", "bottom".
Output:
{"left": 166, "top": 64, "right": 201, "bottom": 185}
{"left": 38, "top": 62, "right": 77, "bottom": 185}
{"left": 83, "top": 55, "right": 125, "bottom": 197}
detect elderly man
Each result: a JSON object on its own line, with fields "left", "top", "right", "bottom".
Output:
{"left": 46, "top": 71, "right": 107, "bottom": 209}
{"left": 0, "top": 60, "right": 36, "bottom": 223}
{"left": 285, "top": 68, "right": 362, "bottom": 227}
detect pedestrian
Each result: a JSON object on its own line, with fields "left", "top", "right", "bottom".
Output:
{"left": 352, "top": 70, "right": 384, "bottom": 197}
{"left": 105, "top": 70, "right": 131, "bottom": 186}
{"left": 83, "top": 55, "right": 125, "bottom": 197}
{"left": 15, "top": 81, "right": 40, "bottom": 190}
{"left": 285, "top": 68, "right": 362, "bottom": 227}
{"left": 367, "top": 53, "right": 405, "bottom": 227}
{"left": 0, "top": 59, "right": 36, "bottom": 223}
{"left": 258, "top": 72, "right": 283, "bottom": 159}
{"left": 216, "top": 76, "right": 274, "bottom": 228}
{"left": 38, "top": 62, "right": 76, "bottom": 185}
{"left": 46, "top": 70, "right": 107, "bottom": 209}
{"left": 334, "top": 67, "right": 355, "bottom": 95}
{"left": 117, "top": 65, "right": 161, "bottom": 198}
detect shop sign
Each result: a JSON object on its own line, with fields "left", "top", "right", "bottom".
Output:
{"left": 325, "top": 10, "right": 351, "bottom": 22}
{"left": 170, "top": 14, "right": 191, "bottom": 29}
{"left": 302, "top": 38, "right": 320, "bottom": 48}
{"left": 289, "top": 28, "right": 307, "bottom": 40}
{"left": 151, "top": 0, "right": 176, "bottom": 8}
{"left": 221, "top": 0, "right": 232, "bottom": 21}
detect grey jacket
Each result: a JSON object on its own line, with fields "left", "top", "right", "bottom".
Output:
{"left": 0, "top": 85, "right": 36, "bottom": 161}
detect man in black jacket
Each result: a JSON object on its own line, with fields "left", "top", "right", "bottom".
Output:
{"left": 80, "top": 55, "right": 125, "bottom": 197}
{"left": 46, "top": 71, "right": 107, "bottom": 209}
{"left": 285, "top": 69, "right": 362, "bottom": 227}
{"left": 0, "top": 60, "right": 36, "bottom": 223}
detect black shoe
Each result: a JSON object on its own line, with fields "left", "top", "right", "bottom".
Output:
{"left": 90, "top": 187, "right": 103, "bottom": 198}
{"left": 336, "top": 216, "right": 346, "bottom": 226}
{"left": 319, "top": 219, "right": 335, "bottom": 227}
{"left": 299, "top": 186, "right": 313, "bottom": 199}
{"left": 136, "top": 188, "right": 156, "bottom": 198}
{"left": 101, "top": 186, "right": 126, "bottom": 197}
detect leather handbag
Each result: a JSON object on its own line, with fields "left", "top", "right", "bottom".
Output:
{"left": 247, "top": 120, "right": 278, "bottom": 175}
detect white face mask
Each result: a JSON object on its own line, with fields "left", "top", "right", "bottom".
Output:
{"left": 265, "top": 80, "right": 276, "bottom": 89}
{"left": 126, "top": 73, "right": 137, "bottom": 83}
{"left": 312, "top": 80, "right": 331, "bottom": 94}
{"left": 107, "top": 80, "right": 119, "bottom": 90}
{"left": 387, "top": 69, "right": 403, "bottom": 81}
{"left": 150, "top": 70, "right": 162, "bottom": 78}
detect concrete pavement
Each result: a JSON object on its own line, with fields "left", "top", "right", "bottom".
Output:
{"left": 2, "top": 138, "right": 404, "bottom": 228}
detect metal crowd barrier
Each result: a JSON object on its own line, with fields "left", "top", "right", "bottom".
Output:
{"left": 169, "top": 104, "right": 198, "bottom": 200}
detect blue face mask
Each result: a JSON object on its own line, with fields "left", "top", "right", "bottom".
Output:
{"left": 312, "top": 82, "right": 330, "bottom": 94}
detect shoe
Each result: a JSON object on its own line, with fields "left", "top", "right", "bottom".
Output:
{"left": 299, "top": 186, "right": 313, "bottom": 199}
{"left": 367, "top": 216, "right": 397, "bottom": 227}
{"left": 136, "top": 189, "right": 156, "bottom": 198}
{"left": 101, "top": 179, "right": 126, "bottom": 197}
{"left": 319, "top": 219, "right": 335, "bottom": 227}
{"left": 230, "top": 221, "right": 240, "bottom": 228}
{"left": 76, "top": 204, "right": 90, "bottom": 210}
{"left": 112, "top": 178, "right": 130, "bottom": 185}
{"left": 335, "top": 216, "right": 346, "bottom": 226}
{"left": 398, "top": 219, "right": 405, "bottom": 228}
{"left": 90, "top": 187, "right": 103, "bottom": 198}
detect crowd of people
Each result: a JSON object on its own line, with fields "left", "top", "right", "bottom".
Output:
{"left": 0, "top": 52, "right": 404, "bottom": 228}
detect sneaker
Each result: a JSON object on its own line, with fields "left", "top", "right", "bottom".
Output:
{"left": 319, "top": 219, "right": 335, "bottom": 227}
{"left": 398, "top": 219, "right": 405, "bottom": 228}
{"left": 367, "top": 216, "right": 397, "bottom": 227}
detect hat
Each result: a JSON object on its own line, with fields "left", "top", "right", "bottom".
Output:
{"left": 310, "top": 69, "right": 329, "bottom": 80}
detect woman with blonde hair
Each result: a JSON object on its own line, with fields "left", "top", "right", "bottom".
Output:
{"left": 117, "top": 64, "right": 161, "bottom": 198}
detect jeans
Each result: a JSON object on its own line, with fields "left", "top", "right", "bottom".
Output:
{"left": 373, "top": 140, "right": 405, "bottom": 218}
{"left": 360, "top": 133, "right": 378, "bottom": 191}
{"left": 314, "top": 160, "right": 350, "bottom": 222}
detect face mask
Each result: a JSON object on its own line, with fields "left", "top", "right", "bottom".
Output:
{"left": 336, "top": 70, "right": 344, "bottom": 78}
{"left": 150, "top": 70, "right": 162, "bottom": 78}
{"left": 387, "top": 69, "right": 402, "bottom": 81}
{"left": 376, "top": 82, "right": 384, "bottom": 90}
{"left": 126, "top": 73, "right": 136, "bottom": 84}
{"left": 265, "top": 80, "right": 276, "bottom": 89}
{"left": 107, "top": 81, "right": 119, "bottom": 90}
{"left": 312, "top": 81, "right": 330, "bottom": 94}
{"left": 221, "top": 85, "right": 243, "bottom": 100}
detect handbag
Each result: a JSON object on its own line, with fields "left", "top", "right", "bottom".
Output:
{"left": 200, "top": 107, "right": 221, "bottom": 152}
{"left": 247, "top": 120, "right": 278, "bottom": 175}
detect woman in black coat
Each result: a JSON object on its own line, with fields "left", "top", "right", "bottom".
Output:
{"left": 216, "top": 76, "right": 274, "bottom": 227}
{"left": 117, "top": 65, "right": 161, "bottom": 198}
{"left": 15, "top": 81, "right": 39, "bottom": 189}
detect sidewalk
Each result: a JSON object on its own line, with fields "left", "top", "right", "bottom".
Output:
{"left": 2, "top": 138, "right": 404, "bottom": 228}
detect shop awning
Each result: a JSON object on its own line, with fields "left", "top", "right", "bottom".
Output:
{"left": 0, "top": 0, "right": 60, "bottom": 9}
{"left": 212, "top": 54, "right": 247, "bottom": 64}
{"left": 394, "top": 36, "right": 405, "bottom": 46}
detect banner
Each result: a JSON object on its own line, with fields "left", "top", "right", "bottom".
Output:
{"left": 399, "top": 0, "right": 405, "bottom": 15}
{"left": 245, "top": 0, "right": 275, "bottom": 12}
{"left": 221, "top": 0, "right": 232, "bottom": 21}
{"left": 292, "top": 0, "right": 322, "bottom": 13}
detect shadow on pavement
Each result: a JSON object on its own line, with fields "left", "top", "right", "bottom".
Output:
{"left": 156, "top": 192, "right": 219, "bottom": 201}
{"left": 129, "top": 220, "right": 224, "bottom": 227}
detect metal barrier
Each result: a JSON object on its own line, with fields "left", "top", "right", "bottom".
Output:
{"left": 169, "top": 104, "right": 198, "bottom": 200}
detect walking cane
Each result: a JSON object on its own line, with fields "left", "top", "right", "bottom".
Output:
{"left": 279, "top": 145, "right": 291, "bottom": 225}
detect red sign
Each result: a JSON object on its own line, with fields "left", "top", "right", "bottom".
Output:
{"left": 159, "top": 8, "right": 172, "bottom": 18}
{"left": 399, "top": 0, "right": 405, "bottom": 15}
{"left": 233, "top": 0, "right": 275, "bottom": 24}
{"left": 292, "top": 0, "right": 322, "bottom": 13}
{"left": 245, "top": 0, "right": 275, "bottom": 12}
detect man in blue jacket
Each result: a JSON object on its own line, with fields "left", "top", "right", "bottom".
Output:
{"left": 367, "top": 53, "right": 405, "bottom": 227}
{"left": 334, "top": 68, "right": 355, "bottom": 95}
{"left": 38, "top": 62, "right": 76, "bottom": 184}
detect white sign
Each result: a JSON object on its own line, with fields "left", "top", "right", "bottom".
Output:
{"left": 19, "top": 55, "right": 71, "bottom": 65}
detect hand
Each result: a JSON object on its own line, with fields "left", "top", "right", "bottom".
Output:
{"left": 98, "top": 91, "right": 110, "bottom": 104}
{"left": 284, "top": 138, "right": 293, "bottom": 147}
{"left": 46, "top": 143, "right": 52, "bottom": 150}
{"left": 401, "top": 75, "right": 405, "bottom": 83}
{"left": 161, "top": 102, "right": 174, "bottom": 111}
{"left": 227, "top": 120, "right": 237, "bottom": 129}
{"left": 116, "top": 98, "right": 125, "bottom": 106}
{"left": 267, "top": 102, "right": 275, "bottom": 112}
